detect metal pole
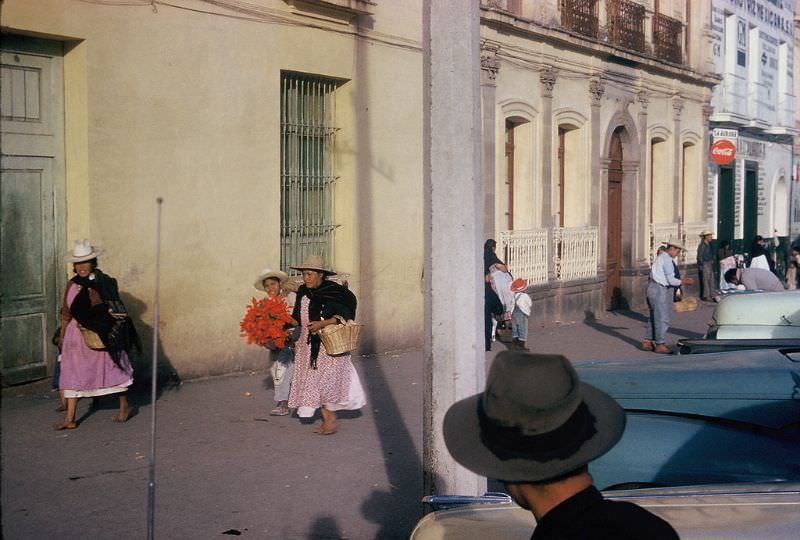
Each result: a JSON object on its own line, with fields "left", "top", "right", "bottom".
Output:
{"left": 147, "top": 197, "right": 163, "bottom": 540}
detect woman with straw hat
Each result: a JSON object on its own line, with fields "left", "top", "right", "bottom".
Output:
{"left": 56, "top": 240, "right": 135, "bottom": 429}
{"left": 287, "top": 255, "right": 365, "bottom": 435}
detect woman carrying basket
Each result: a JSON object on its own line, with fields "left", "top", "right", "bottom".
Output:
{"left": 288, "top": 255, "right": 366, "bottom": 435}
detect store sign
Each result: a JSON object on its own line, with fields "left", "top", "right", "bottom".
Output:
{"left": 711, "top": 139, "right": 736, "bottom": 165}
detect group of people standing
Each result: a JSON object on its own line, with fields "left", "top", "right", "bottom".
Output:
{"left": 483, "top": 239, "right": 531, "bottom": 352}
{"left": 254, "top": 255, "right": 365, "bottom": 435}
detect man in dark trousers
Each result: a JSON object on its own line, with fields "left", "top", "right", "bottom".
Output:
{"left": 696, "top": 230, "right": 714, "bottom": 301}
{"left": 443, "top": 351, "right": 679, "bottom": 540}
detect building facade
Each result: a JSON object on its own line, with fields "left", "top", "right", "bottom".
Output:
{"left": 0, "top": 0, "right": 425, "bottom": 382}
{"left": 479, "top": 0, "right": 718, "bottom": 316}
{"left": 708, "top": 0, "right": 796, "bottom": 260}
{"left": 1, "top": 1, "right": 749, "bottom": 383}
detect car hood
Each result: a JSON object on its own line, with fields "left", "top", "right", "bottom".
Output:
{"left": 574, "top": 349, "right": 800, "bottom": 430}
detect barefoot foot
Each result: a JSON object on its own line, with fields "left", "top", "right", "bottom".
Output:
{"left": 54, "top": 422, "right": 77, "bottom": 430}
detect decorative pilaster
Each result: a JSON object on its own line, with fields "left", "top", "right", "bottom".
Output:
{"left": 539, "top": 65, "right": 558, "bottom": 99}
{"left": 480, "top": 41, "right": 500, "bottom": 86}
{"left": 701, "top": 101, "right": 714, "bottom": 233}
{"left": 480, "top": 41, "right": 500, "bottom": 235}
{"left": 589, "top": 74, "right": 605, "bottom": 229}
{"left": 589, "top": 75, "right": 606, "bottom": 107}
{"left": 672, "top": 95, "right": 684, "bottom": 227}
{"left": 540, "top": 65, "right": 557, "bottom": 280}
{"left": 636, "top": 88, "right": 650, "bottom": 264}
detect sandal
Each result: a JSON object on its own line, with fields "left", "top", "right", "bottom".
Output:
{"left": 269, "top": 407, "right": 290, "bottom": 416}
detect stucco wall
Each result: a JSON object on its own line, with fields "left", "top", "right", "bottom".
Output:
{"left": 3, "top": 0, "right": 424, "bottom": 378}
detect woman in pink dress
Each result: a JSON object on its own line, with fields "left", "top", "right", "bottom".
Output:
{"left": 287, "top": 255, "right": 365, "bottom": 435}
{"left": 56, "top": 240, "right": 135, "bottom": 430}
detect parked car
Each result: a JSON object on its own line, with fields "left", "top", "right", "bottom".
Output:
{"left": 412, "top": 348, "right": 800, "bottom": 539}
{"left": 704, "top": 290, "right": 800, "bottom": 339}
{"left": 576, "top": 348, "right": 800, "bottom": 489}
{"left": 677, "top": 290, "right": 800, "bottom": 353}
{"left": 411, "top": 483, "right": 800, "bottom": 540}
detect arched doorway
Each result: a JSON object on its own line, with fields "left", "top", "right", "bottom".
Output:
{"left": 606, "top": 128, "right": 624, "bottom": 310}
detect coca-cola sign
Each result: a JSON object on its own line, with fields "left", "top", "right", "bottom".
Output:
{"left": 710, "top": 139, "right": 736, "bottom": 165}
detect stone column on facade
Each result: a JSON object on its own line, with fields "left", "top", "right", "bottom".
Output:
{"left": 539, "top": 65, "right": 557, "bottom": 279}
{"left": 423, "top": 0, "right": 485, "bottom": 498}
{"left": 672, "top": 95, "right": 684, "bottom": 241}
{"left": 636, "top": 90, "right": 650, "bottom": 264}
{"left": 589, "top": 74, "right": 605, "bottom": 271}
{"left": 481, "top": 41, "right": 500, "bottom": 238}
{"left": 701, "top": 103, "right": 714, "bottom": 232}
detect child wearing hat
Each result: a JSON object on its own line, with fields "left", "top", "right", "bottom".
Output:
{"left": 510, "top": 278, "right": 532, "bottom": 351}
{"left": 254, "top": 268, "right": 297, "bottom": 416}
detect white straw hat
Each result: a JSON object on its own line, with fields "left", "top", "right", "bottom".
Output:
{"left": 66, "top": 239, "right": 101, "bottom": 263}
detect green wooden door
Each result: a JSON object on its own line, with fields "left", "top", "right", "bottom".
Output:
{"left": 743, "top": 166, "right": 758, "bottom": 248}
{"left": 1, "top": 38, "right": 65, "bottom": 385}
{"left": 716, "top": 167, "right": 735, "bottom": 246}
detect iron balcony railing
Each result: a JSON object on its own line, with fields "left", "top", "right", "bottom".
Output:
{"left": 560, "top": 0, "right": 599, "bottom": 39}
{"left": 607, "top": 0, "right": 645, "bottom": 54}
{"left": 653, "top": 12, "right": 683, "bottom": 64}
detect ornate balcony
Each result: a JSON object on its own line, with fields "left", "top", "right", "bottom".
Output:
{"left": 653, "top": 12, "right": 683, "bottom": 64}
{"left": 680, "top": 222, "right": 711, "bottom": 265}
{"left": 607, "top": 0, "right": 645, "bottom": 54}
{"left": 560, "top": 0, "right": 599, "bottom": 39}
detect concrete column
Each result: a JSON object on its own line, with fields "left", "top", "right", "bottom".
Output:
{"left": 481, "top": 42, "right": 500, "bottom": 238}
{"left": 423, "top": 0, "right": 485, "bottom": 497}
{"left": 540, "top": 66, "right": 557, "bottom": 279}
{"left": 636, "top": 90, "right": 650, "bottom": 263}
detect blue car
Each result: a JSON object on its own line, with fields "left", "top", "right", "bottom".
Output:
{"left": 575, "top": 348, "right": 800, "bottom": 489}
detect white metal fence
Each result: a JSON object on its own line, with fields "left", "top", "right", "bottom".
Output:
{"left": 499, "top": 229, "right": 549, "bottom": 285}
{"left": 553, "top": 226, "right": 598, "bottom": 281}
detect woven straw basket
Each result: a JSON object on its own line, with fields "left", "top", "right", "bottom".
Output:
{"left": 78, "top": 324, "right": 106, "bottom": 350}
{"left": 317, "top": 315, "right": 363, "bottom": 355}
{"left": 674, "top": 297, "right": 698, "bottom": 313}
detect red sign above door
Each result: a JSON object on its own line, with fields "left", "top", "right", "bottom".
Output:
{"left": 710, "top": 139, "right": 736, "bottom": 165}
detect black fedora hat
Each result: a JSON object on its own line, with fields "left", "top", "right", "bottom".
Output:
{"left": 443, "top": 352, "right": 625, "bottom": 482}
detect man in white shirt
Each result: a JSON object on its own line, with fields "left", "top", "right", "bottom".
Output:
{"left": 643, "top": 240, "right": 694, "bottom": 354}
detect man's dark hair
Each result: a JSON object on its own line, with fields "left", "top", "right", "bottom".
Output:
{"left": 724, "top": 268, "right": 737, "bottom": 284}
{"left": 504, "top": 465, "right": 589, "bottom": 487}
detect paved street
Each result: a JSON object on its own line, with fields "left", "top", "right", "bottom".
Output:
{"left": 2, "top": 302, "right": 714, "bottom": 539}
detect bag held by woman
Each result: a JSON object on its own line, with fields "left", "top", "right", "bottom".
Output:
{"left": 77, "top": 324, "right": 106, "bottom": 350}
{"left": 316, "top": 315, "right": 363, "bottom": 355}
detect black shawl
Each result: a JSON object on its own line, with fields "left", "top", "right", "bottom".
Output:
{"left": 292, "top": 280, "right": 357, "bottom": 368}
{"left": 69, "top": 270, "right": 141, "bottom": 365}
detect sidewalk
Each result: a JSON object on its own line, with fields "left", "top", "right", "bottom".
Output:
{"left": 1, "top": 302, "right": 715, "bottom": 539}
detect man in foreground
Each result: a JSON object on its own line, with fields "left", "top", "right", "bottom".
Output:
{"left": 443, "top": 352, "right": 679, "bottom": 540}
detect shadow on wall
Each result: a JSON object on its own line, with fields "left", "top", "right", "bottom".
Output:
{"left": 120, "top": 292, "right": 181, "bottom": 399}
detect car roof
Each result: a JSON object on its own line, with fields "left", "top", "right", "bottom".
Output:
{"left": 712, "top": 290, "right": 800, "bottom": 328}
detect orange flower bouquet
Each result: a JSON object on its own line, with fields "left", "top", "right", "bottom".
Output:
{"left": 240, "top": 297, "right": 294, "bottom": 349}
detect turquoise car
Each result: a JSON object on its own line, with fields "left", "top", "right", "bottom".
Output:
{"left": 576, "top": 348, "right": 800, "bottom": 489}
